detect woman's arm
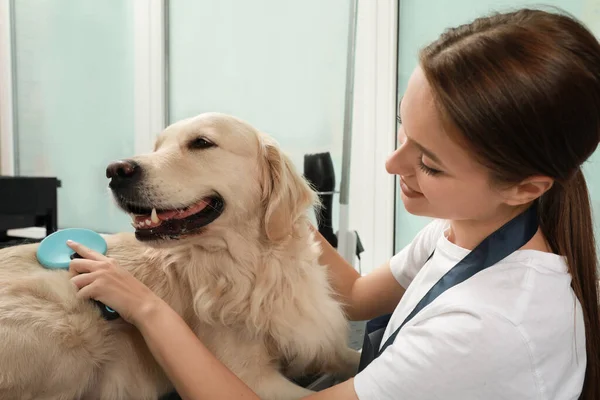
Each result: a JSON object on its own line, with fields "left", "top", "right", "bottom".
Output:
{"left": 136, "top": 298, "right": 360, "bottom": 400}
{"left": 311, "top": 228, "right": 405, "bottom": 321}
{"left": 135, "top": 300, "right": 260, "bottom": 400}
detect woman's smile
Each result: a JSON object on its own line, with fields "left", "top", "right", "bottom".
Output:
{"left": 400, "top": 177, "right": 424, "bottom": 198}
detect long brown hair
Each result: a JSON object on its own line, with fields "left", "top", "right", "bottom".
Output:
{"left": 419, "top": 8, "right": 600, "bottom": 399}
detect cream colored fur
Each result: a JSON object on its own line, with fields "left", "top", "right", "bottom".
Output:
{"left": 0, "top": 113, "right": 359, "bottom": 400}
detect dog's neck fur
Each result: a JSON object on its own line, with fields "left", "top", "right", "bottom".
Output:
{"left": 126, "top": 212, "right": 321, "bottom": 334}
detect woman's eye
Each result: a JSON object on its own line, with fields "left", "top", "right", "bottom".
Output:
{"left": 188, "top": 137, "right": 216, "bottom": 150}
{"left": 418, "top": 159, "right": 442, "bottom": 176}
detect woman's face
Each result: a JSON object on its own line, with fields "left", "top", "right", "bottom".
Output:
{"left": 386, "top": 66, "right": 510, "bottom": 223}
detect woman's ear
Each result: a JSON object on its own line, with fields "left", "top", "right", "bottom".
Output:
{"left": 502, "top": 175, "right": 554, "bottom": 206}
{"left": 260, "top": 135, "right": 317, "bottom": 242}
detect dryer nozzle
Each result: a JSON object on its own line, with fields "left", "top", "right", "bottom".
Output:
{"left": 304, "top": 152, "right": 337, "bottom": 248}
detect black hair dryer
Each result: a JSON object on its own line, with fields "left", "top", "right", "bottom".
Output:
{"left": 303, "top": 152, "right": 338, "bottom": 248}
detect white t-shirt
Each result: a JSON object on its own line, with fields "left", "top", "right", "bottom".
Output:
{"left": 353, "top": 219, "right": 586, "bottom": 400}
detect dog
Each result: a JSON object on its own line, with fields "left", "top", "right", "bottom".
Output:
{"left": 0, "top": 112, "right": 360, "bottom": 400}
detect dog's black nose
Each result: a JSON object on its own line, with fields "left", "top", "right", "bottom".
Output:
{"left": 106, "top": 160, "right": 141, "bottom": 184}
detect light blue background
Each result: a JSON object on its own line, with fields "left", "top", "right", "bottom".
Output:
{"left": 12, "top": 0, "right": 351, "bottom": 233}
{"left": 13, "top": 0, "right": 135, "bottom": 233}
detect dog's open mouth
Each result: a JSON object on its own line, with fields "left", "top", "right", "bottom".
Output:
{"left": 121, "top": 195, "right": 225, "bottom": 241}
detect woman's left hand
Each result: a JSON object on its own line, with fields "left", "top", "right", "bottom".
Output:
{"left": 67, "top": 240, "right": 160, "bottom": 325}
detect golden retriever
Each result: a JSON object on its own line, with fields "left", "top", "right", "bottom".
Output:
{"left": 0, "top": 112, "right": 359, "bottom": 400}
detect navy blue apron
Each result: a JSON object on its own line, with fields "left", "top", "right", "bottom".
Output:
{"left": 357, "top": 203, "right": 539, "bottom": 373}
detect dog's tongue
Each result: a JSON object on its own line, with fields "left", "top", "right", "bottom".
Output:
{"left": 158, "top": 200, "right": 209, "bottom": 220}
{"left": 133, "top": 200, "right": 209, "bottom": 225}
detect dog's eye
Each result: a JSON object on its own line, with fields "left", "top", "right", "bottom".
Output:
{"left": 188, "top": 137, "right": 215, "bottom": 150}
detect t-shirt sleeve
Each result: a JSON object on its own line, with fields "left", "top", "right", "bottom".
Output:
{"left": 390, "top": 219, "right": 448, "bottom": 289}
{"left": 352, "top": 306, "right": 536, "bottom": 400}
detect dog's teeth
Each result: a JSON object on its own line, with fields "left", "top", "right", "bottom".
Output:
{"left": 130, "top": 214, "right": 137, "bottom": 223}
{"left": 145, "top": 219, "right": 152, "bottom": 226}
{"left": 151, "top": 208, "right": 159, "bottom": 223}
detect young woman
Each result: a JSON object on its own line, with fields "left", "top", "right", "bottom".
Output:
{"left": 68, "top": 8, "right": 600, "bottom": 400}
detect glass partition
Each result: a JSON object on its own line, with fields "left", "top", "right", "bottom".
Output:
{"left": 12, "top": 0, "right": 136, "bottom": 233}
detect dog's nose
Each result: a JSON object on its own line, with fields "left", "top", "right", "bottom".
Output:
{"left": 106, "top": 160, "right": 141, "bottom": 182}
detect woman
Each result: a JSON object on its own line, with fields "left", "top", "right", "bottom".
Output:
{"left": 68, "top": 8, "right": 600, "bottom": 400}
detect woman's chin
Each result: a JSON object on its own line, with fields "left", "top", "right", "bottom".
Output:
{"left": 401, "top": 194, "right": 430, "bottom": 216}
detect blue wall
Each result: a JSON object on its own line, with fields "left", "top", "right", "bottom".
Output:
{"left": 13, "top": 0, "right": 135, "bottom": 233}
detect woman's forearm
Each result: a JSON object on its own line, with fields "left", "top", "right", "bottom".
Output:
{"left": 134, "top": 300, "right": 260, "bottom": 400}
{"left": 311, "top": 227, "right": 405, "bottom": 321}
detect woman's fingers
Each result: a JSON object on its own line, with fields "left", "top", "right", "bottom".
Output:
{"left": 75, "top": 280, "right": 100, "bottom": 301}
{"left": 66, "top": 240, "right": 107, "bottom": 261}
{"left": 69, "top": 258, "right": 99, "bottom": 275}
{"left": 71, "top": 269, "right": 103, "bottom": 290}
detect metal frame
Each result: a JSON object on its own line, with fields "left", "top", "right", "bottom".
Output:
{"left": 132, "top": 0, "right": 167, "bottom": 155}
{"left": 373, "top": 0, "right": 399, "bottom": 267}
{"left": 347, "top": 0, "right": 398, "bottom": 273}
{"left": 0, "top": 0, "right": 16, "bottom": 176}
{"left": 337, "top": 0, "right": 360, "bottom": 268}
{"left": 392, "top": 0, "right": 401, "bottom": 255}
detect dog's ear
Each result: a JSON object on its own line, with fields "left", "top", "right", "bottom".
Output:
{"left": 260, "top": 136, "right": 317, "bottom": 242}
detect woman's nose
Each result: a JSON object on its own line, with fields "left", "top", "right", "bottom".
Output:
{"left": 385, "top": 146, "right": 413, "bottom": 176}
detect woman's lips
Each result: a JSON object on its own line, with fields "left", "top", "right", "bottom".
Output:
{"left": 400, "top": 178, "right": 424, "bottom": 198}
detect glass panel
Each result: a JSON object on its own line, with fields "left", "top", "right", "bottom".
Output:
{"left": 13, "top": 0, "right": 135, "bottom": 233}
{"left": 395, "top": 0, "right": 600, "bottom": 252}
{"left": 168, "top": 0, "right": 351, "bottom": 228}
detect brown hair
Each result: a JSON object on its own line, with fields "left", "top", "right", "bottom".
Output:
{"left": 419, "top": 8, "right": 600, "bottom": 399}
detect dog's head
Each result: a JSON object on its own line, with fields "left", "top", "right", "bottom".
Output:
{"left": 106, "top": 112, "right": 316, "bottom": 245}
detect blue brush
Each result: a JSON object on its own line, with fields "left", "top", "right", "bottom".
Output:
{"left": 36, "top": 228, "right": 120, "bottom": 320}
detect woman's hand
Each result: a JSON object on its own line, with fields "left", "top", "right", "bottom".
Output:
{"left": 67, "top": 240, "right": 161, "bottom": 325}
